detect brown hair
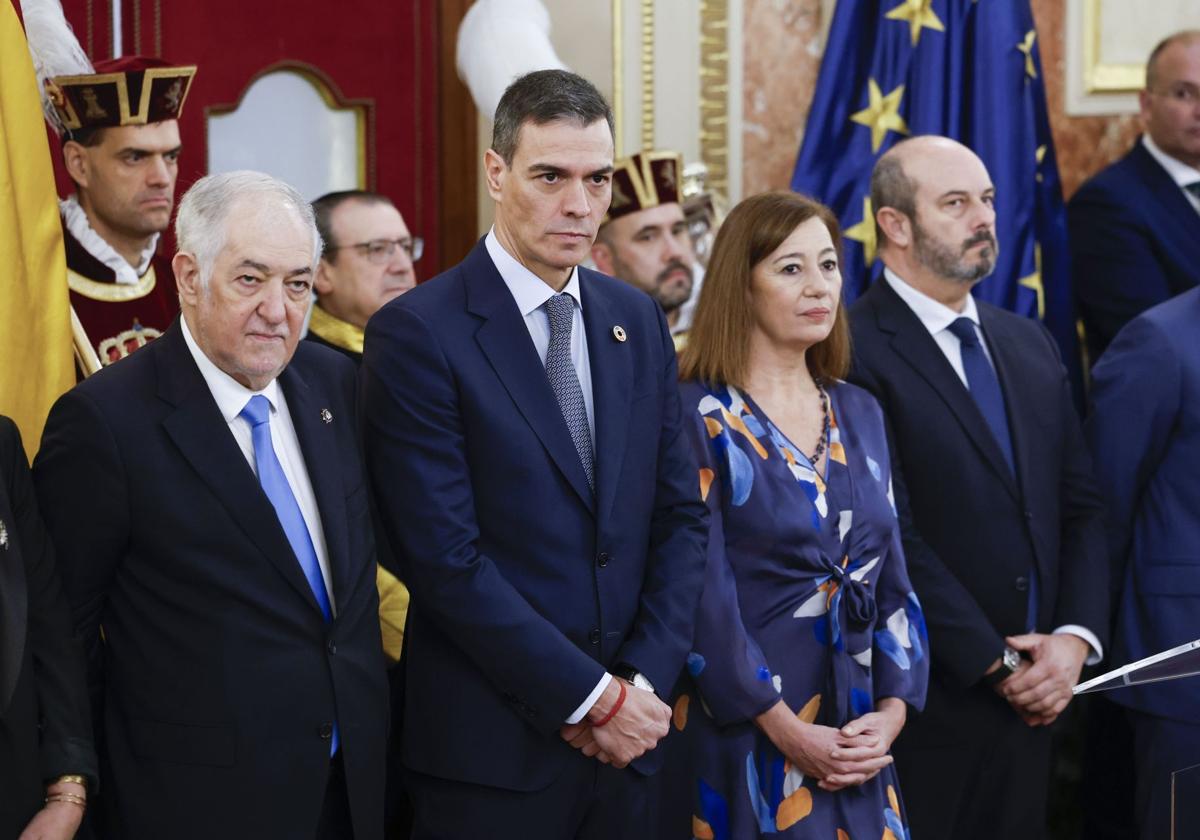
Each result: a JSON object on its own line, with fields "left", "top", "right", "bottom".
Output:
{"left": 679, "top": 190, "right": 850, "bottom": 388}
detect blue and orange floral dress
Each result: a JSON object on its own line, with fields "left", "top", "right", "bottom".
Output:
{"left": 663, "top": 379, "right": 929, "bottom": 840}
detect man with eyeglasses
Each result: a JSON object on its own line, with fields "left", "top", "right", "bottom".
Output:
{"left": 308, "top": 188, "right": 417, "bottom": 839}
{"left": 1069, "top": 30, "right": 1200, "bottom": 363}
{"left": 308, "top": 190, "right": 421, "bottom": 365}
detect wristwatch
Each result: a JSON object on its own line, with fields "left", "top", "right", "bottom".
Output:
{"left": 982, "top": 645, "right": 1022, "bottom": 688}
{"left": 613, "top": 663, "right": 656, "bottom": 694}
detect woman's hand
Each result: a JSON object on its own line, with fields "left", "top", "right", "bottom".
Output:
{"left": 822, "top": 697, "right": 907, "bottom": 790}
{"left": 18, "top": 802, "right": 84, "bottom": 840}
{"left": 755, "top": 700, "right": 894, "bottom": 792}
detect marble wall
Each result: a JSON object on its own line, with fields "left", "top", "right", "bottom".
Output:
{"left": 740, "top": 0, "right": 1142, "bottom": 200}
{"left": 741, "top": 0, "right": 825, "bottom": 197}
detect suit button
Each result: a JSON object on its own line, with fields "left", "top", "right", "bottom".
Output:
{"left": 1015, "top": 576, "right": 1029, "bottom": 592}
{"left": 589, "top": 629, "right": 601, "bottom": 645}
{"left": 327, "top": 640, "right": 337, "bottom": 655}
{"left": 1024, "top": 510, "right": 1034, "bottom": 521}
{"left": 597, "top": 552, "right": 609, "bottom": 568}
{"left": 318, "top": 723, "right": 334, "bottom": 740}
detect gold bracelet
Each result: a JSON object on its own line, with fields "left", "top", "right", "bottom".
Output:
{"left": 45, "top": 793, "right": 87, "bottom": 809}
{"left": 51, "top": 774, "right": 88, "bottom": 789}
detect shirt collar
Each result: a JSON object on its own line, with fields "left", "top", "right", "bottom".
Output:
{"left": 60, "top": 195, "right": 159, "bottom": 284}
{"left": 485, "top": 228, "right": 583, "bottom": 316}
{"left": 180, "top": 314, "right": 281, "bottom": 424}
{"left": 1142, "top": 134, "right": 1200, "bottom": 189}
{"left": 883, "top": 266, "right": 980, "bottom": 335}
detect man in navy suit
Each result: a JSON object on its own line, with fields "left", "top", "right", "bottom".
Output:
{"left": 1068, "top": 30, "right": 1200, "bottom": 362}
{"left": 848, "top": 136, "right": 1108, "bottom": 839}
{"left": 361, "top": 70, "right": 707, "bottom": 838}
{"left": 1086, "top": 286, "right": 1200, "bottom": 839}
{"left": 34, "top": 171, "right": 388, "bottom": 839}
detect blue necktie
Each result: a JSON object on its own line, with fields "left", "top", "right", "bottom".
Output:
{"left": 947, "top": 318, "right": 1038, "bottom": 629}
{"left": 544, "top": 294, "right": 595, "bottom": 490}
{"left": 239, "top": 395, "right": 338, "bottom": 753}
{"left": 947, "top": 317, "right": 1015, "bottom": 476}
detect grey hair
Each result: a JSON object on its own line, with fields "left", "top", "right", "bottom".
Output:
{"left": 870, "top": 148, "right": 918, "bottom": 250}
{"left": 174, "top": 170, "right": 323, "bottom": 287}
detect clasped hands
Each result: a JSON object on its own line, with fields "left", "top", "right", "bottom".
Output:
{"left": 559, "top": 676, "right": 671, "bottom": 769}
{"left": 992, "top": 632, "right": 1089, "bottom": 727}
{"left": 756, "top": 696, "right": 907, "bottom": 792}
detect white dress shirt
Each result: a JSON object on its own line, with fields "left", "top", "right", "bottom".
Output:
{"left": 1142, "top": 134, "right": 1200, "bottom": 215}
{"left": 882, "top": 269, "right": 1102, "bottom": 664}
{"left": 180, "top": 316, "right": 336, "bottom": 613}
{"left": 484, "top": 229, "right": 611, "bottom": 723}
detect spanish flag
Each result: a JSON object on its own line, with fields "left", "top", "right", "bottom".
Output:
{"left": 0, "top": 0, "right": 73, "bottom": 460}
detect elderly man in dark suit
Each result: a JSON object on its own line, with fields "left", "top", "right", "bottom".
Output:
{"left": 1, "top": 416, "right": 97, "bottom": 839}
{"left": 1068, "top": 30, "right": 1200, "bottom": 362}
{"left": 34, "top": 171, "right": 388, "bottom": 840}
{"left": 361, "top": 70, "right": 708, "bottom": 839}
{"left": 848, "top": 136, "right": 1108, "bottom": 840}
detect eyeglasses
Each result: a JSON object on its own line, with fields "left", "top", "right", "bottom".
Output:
{"left": 328, "top": 237, "right": 424, "bottom": 265}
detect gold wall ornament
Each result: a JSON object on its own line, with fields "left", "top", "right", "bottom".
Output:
{"left": 699, "top": 0, "right": 729, "bottom": 197}
{"left": 640, "top": 0, "right": 655, "bottom": 151}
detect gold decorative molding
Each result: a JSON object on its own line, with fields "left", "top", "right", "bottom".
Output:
{"left": 612, "top": 0, "right": 623, "bottom": 156}
{"left": 1082, "top": 0, "right": 1145, "bottom": 93}
{"left": 699, "top": 0, "right": 729, "bottom": 195}
{"left": 640, "top": 0, "right": 655, "bottom": 150}
{"left": 205, "top": 61, "right": 372, "bottom": 190}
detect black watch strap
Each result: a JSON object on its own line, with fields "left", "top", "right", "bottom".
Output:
{"left": 982, "top": 646, "right": 1020, "bottom": 688}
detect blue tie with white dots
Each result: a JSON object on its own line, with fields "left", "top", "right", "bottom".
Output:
{"left": 543, "top": 293, "right": 594, "bottom": 490}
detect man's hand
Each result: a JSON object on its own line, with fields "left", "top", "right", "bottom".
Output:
{"left": 579, "top": 677, "right": 671, "bottom": 769}
{"left": 559, "top": 720, "right": 612, "bottom": 764}
{"left": 1000, "top": 633, "right": 1089, "bottom": 726}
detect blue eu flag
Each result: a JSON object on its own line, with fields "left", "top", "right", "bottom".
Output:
{"left": 792, "top": 0, "right": 1077, "bottom": 376}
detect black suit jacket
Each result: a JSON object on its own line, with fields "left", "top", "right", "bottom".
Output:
{"left": 0, "top": 417, "right": 96, "bottom": 836}
{"left": 33, "top": 323, "right": 388, "bottom": 840}
{"left": 1068, "top": 138, "right": 1200, "bottom": 361}
{"left": 848, "top": 279, "right": 1108, "bottom": 712}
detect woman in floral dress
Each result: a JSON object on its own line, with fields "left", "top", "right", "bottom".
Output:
{"left": 664, "top": 192, "right": 928, "bottom": 839}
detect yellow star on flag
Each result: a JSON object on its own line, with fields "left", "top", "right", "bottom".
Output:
{"left": 850, "top": 79, "right": 910, "bottom": 153}
{"left": 885, "top": 0, "right": 945, "bottom": 47}
{"left": 844, "top": 197, "right": 878, "bottom": 265}
{"left": 1017, "top": 30, "right": 1038, "bottom": 79}
{"left": 1019, "top": 244, "right": 1044, "bottom": 319}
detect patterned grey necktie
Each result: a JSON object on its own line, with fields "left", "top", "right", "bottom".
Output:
{"left": 543, "top": 293, "right": 595, "bottom": 490}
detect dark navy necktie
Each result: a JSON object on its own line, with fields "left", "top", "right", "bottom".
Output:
{"left": 947, "top": 317, "right": 1015, "bottom": 477}
{"left": 544, "top": 293, "right": 595, "bottom": 490}
{"left": 1185, "top": 181, "right": 1200, "bottom": 203}
{"left": 947, "top": 318, "right": 1039, "bottom": 628}
{"left": 240, "top": 395, "right": 338, "bottom": 753}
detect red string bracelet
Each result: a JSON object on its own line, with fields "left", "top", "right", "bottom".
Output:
{"left": 592, "top": 679, "right": 627, "bottom": 727}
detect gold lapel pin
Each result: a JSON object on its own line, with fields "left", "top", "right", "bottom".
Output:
{"left": 612, "top": 325, "right": 627, "bottom": 342}
{"left": 321, "top": 409, "right": 333, "bottom": 424}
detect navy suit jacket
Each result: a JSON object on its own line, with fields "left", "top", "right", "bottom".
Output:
{"left": 33, "top": 323, "right": 388, "bottom": 840}
{"left": 848, "top": 278, "right": 1109, "bottom": 727}
{"left": 361, "top": 240, "right": 707, "bottom": 792}
{"left": 1067, "top": 139, "right": 1200, "bottom": 361}
{"left": 1086, "top": 287, "right": 1200, "bottom": 722}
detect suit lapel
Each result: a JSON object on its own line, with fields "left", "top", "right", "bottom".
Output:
{"left": 464, "top": 243, "right": 595, "bottom": 512}
{"left": 156, "top": 325, "right": 328, "bottom": 616}
{"left": 279, "top": 363, "right": 351, "bottom": 615}
{"left": 869, "top": 279, "right": 1020, "bottom": 500}
{"left": 979, "top": 307, "right": 1037, "bottom": 502}
{"left": 0, "top": 480, "right": 28, "bottom": 711}
{"left": 1131, "top": 142, "right": 1200, "bottom": 260}
{"left": 580, "top": 273, "right": 633, "bottom": 528}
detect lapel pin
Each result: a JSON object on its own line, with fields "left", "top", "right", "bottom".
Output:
{"left": 612, "top": 325, "right": 627, "bottom": 342}
{"left": 0, "top": 518, "right": 7, "bottom": 550}
{"left": 321, "top": 409, "right": 333, "bottom": 424}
